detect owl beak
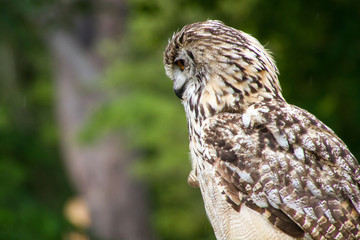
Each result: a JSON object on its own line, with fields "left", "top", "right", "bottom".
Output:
{"left": 174, "top": 84, "right": 186, "bottom": 100}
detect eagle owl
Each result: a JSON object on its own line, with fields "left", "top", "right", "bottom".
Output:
{"left": 163, "top": 20, "right": 360, "bottom": 240}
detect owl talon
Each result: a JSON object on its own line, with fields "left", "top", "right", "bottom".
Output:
{"left": 187, "top": 170, "right": 199, "bottom": 188}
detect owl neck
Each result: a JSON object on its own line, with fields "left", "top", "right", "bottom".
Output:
{"left": 183, "top": 77, "right": 284, "bottom": 128}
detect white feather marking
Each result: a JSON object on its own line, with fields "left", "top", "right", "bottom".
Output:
{"left": 323, "top": 184, "right": 335, "bottom": 196}
{"left": 258, "top": 91, "right": 273, "bottom": 100}
{"left": 323, "top": 207, "right": 335, "bottom": 223}
{"left": 290, "top": 161, "right": 305, "bottom": 174}
{"left": 303, "top": 207, "right": 317, "bottom": 220}
{"left": 279, "top": 189, "right": 304, "bottom": 214}
{"left": 302, "top": 135, "right": 316, "bottom": 151}
{"left": 251, "top": 193, "right": 269, "bottom": 208}
{"left": 273, "top": 132, "right": 289, "bottom": 149}
{"left": 285, "top": 130, "right": 296, "bottom": 143}
{"left": 261, "top": 164, "right": 271, "bottom": 173}
{"left": 281, "top": 195, "right": 304, "bottom": 214}
{"left": 294, "top": 147, "right": 305, "bottom": 160}
{"left": 267, "top": 189, "right": 281, "bottom": 208}
{"left": 237, "top": 170, "right": 254, "bottom": 184}
{"left": 306, "top": 180, "right": 322, "bottom": 197}
{"left": 291, "top": 178, "right": 302, "bottom": 190}
{"left": 242, "top": 113, "right": 251, "bottom": 128}
{"left": 279, "top": 161, "right": 288, "bottom": 169}
{"left": 258, "top": 107, "right": 269, "bottom": 113}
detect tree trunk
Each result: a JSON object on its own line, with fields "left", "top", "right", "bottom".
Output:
{"left": 49, "top": 1, "right": 151, "bottom": 239}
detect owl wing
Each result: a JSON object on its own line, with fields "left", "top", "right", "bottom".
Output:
{"left": 201, "top": 100, "right": 360, "bottom": 239}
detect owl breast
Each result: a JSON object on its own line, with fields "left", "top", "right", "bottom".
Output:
{"left": 196, "top": 160, "right": 302, "bottom": 240}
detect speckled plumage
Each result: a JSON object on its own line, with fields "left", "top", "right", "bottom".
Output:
{"left": 163, "top": 20, "right": 360, "bottom": 240}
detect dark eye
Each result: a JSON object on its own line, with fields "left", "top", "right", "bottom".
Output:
{"left": 175, "top": 59, "right": 185, "bottom": 70}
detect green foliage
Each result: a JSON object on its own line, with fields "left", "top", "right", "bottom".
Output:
{"left": 0, "top": 70, "right": 72, "bottom": 240}
{"left": 0, "top": 1, "right": 72, "bottom": 239}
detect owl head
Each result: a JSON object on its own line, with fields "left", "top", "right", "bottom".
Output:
{"left": 164, "top": 20, "right": 284, "bottom": 116}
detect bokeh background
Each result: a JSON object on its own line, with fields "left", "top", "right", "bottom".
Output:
{"left": 1, "top": 0, "right": 360, "bottom": 239}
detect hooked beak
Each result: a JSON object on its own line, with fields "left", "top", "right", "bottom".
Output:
{"left": 173, "top": 84, "right": 186, "bottom": 100}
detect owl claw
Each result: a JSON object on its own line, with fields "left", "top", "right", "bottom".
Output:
{"left": 187, "top": 170, "right": 199, "bottom": 188}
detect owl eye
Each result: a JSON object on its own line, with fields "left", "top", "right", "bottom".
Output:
{"left": 175, "top": 59, "right": 185, "bottom": 70}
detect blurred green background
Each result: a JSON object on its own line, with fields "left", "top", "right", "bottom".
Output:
{"left": 0, "top": 0, "right": 359, "bottom": 239}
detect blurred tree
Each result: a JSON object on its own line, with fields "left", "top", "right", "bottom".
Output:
{"left": 49, "top": 0, "right": 152, "bottom": 239}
